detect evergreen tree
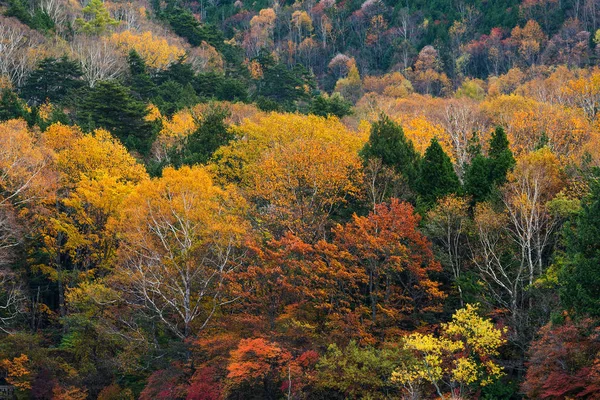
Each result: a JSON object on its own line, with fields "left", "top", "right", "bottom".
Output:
{"left": 559, "top": 169, "right": 600, "bottom": 317}
{"left": 488, "top": 126, "right": 515, "bottom": 185}
{"left": 20, "top": 57, "right": 84, "bottom": 105}
{"left": 80, "top": 81, "right": 154, "bottom": 154}
{"left": 360, "top": 114, "right": 420, "bottom": 187}
{"left": 75, "top": 0, "right": 119, "bottom": 35}
{"left": 127, "top": 50, "right": 156, "bottom": 101}
{"left": 309, "top": 93, "right": 352, "bottom": 119}
{"left": 0, "top": 89, "right": 30, "bottom": 122}
{"left": 178, "top": 105, "right": 232, "bottom": 166}
{"left": 464, "top": 127, "right": 515, "bottom": 203}
{"left": 417, "top": 138, "right": 461, "bottom": 207}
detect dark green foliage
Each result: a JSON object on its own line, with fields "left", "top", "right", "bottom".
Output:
{"left": 559, "top": 169, "right": 600, "bottom": 318}
{"left": 194, "top": 73, "right": 248, "bottom": 102}
{"left": 176, "top": 105, "right": 232, "bottom": 167}
{"left": 153, "top": 81, "right": 199, "bottom": 116}
{"left": 0, "top": 89, "right": 30, "bottom": 122}
{"left": 20, "top": 57, "right": 84, "bottom": 105}
{"left": 309, "top": 94, "right": 353, "bottom": 119}
{"left": 360, "top": 114, "right": 421, "bottom": 187}
{"left": 464, "top": 127, "right": 515, "bottom": 203}
{"left": 79, "top": 81, "right": 155, "bottom": 155}
{"left": 253, "top": 51, "right": 315, "bottom": 111}
{"left": 417, "top": 138, "right": 461, "bottom": 207}
{"left": 126, "top": 50, "right": 157, "bottom": 101}
{"left": 488, "top": 126, "right": 515, "bottom": 185}
{"left": 5, "top": 0, "right": 54, "bottom": 30}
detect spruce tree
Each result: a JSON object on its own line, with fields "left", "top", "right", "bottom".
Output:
{"left": 360, "top": 114, "right": 420, "bottom": 188}
{"left": 464, "top": 126, "right": 515, "bottom": 203}
{"left": 127, "top": 50, "right": 156, "bottom": 101}
{"left": 417, "top": 138, "right": 460, "bottom": 207}
{"left": 559, "top": 170, "right": 600, "bottom": 317}
{"left": 488, "top": 126, "right": 515, "bottom": 185}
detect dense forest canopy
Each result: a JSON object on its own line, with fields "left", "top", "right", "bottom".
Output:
{"left": 1, "top": 0, "right": 600, "bottom": 398}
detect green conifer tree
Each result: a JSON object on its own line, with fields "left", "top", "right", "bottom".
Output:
{"left": 360, "top": 114, "right": 421, "bottom": 188}
{"left": 559, "top": 169, "right": 600, "bottom": 317}
{"left": 417, "top": 138, "right": 461, "bottom": 207}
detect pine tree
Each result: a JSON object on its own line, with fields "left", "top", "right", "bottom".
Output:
{"left": 417, "top": 138, "right": 460, "bottom": 207}
{"left": 559, "top": 169, "right": 600, "bottom": 317}
{"left": 360, "top": 114, "right": 420, "bottom": 188}
{"left": 21, "top": 57, "right": 84, "bottom": 105}
{"left": 80, "top": 81, "right": 154, "bottom": 154}
{"left": 75, "top": 0, "right": 119, "bottom": 35}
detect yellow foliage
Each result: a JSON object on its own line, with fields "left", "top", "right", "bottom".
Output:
{"left": 55, "top": 128, "right": 148, "bottom": 185}
{"left": 110, "top": 30, "right": 185, "bottom": 70}
{"left": 214, "top": 113, "right": 366, "bottom": 238}
{"left": 392, "top": 304, "right": 506, "bottom": 397}
{"left": 0, "top": 354, "right": 31, "bottom": 390}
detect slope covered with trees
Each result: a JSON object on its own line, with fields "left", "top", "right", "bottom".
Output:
{"left": 2, "top": 0, "right": 600, "bottom": 398}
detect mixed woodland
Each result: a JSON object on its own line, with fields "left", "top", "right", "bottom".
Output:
{"left": 2, "top": 0, "right": 600, "bottom": 398}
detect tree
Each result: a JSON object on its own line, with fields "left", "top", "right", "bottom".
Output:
{"left": 332, "top": 199, "right": 444, "bottom": 330}
{"left": 80, "top": 80, "right": 154, "bottom": 154}
{"left": 425, "top": 195, "right": 471, "bottom": 306}
{"left": 309, "top": 93, "right": 353, "bottom": 119}
{"left": 215, "top": 113, "right": 365, "bottom": 242}
{"left": 75, "top": 0, "right": 119, "bottom": 35}
{"left": 20, "top": 57, "right": 84, "bottom": 105}
{"left": 559, "top": 169, "right": 600, "bottom": 317}
{"left": 417, "top": 138, "right": 461, "bottom": 208}
{"left": 464, "top": 127, "right": 515, "bottom": 203}
{"left": 488, "top": 126, "right": 515, "bottom": 185}
{"left": 522, "top": 318, "right": 600, "bottom": 399}
{"left": 114, "top": 166, "right": 249, "bottom": 339}
{"left": 391, "top": 304, "right": 506, "bottom": 400}
{"left": 360, "top": 114, "right": 420, "bottom": 189}
{"left": 316, "top": 341, "right": 403, "bottom": 399}
{"left": 179, "top": 105, "right": 232, "bottom": 166}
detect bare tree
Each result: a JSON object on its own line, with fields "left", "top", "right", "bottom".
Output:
{"left": 71, "top": 35, "right": 126, "bottom": 87}
{"left": 0, "top": 16, "right": 45, "bottom": 87}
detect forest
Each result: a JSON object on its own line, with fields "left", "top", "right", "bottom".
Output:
{"left": 1, "top": 0, "right": 600, "bottom": 398}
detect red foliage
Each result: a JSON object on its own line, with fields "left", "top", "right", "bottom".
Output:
{"left": 523, "top": 318, "right": 600, "bottom": 399}
{"left": 187, "top": 367, "right": 221, "bottom": 400}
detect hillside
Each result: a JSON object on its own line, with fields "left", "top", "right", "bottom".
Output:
{"left": 1, "top": 0, "right": 600, "bottom": 399}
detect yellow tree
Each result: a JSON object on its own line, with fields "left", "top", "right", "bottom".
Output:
{"left": 391, "top": 304, "right": 506, "bottom": 399}
{"left": 114, "top": 166, "right": 249, "bottom": 338}
{"left": 35, "top": 124, "right": 147, "bottom": 316}
{"left": 503, "top": 147, "right": 564, "bottom": 286}
{"left": 214, "top": 113, "right": 366, "bottom": 242}
{"left": 110, "top": 30, "right": 186, "bottom": 70}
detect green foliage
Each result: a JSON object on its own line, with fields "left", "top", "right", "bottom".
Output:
{"left": 252, "top": 52, "right": 316, "bottom": 111}
{"left": 464, "top": 127, "right": 515, "bottom": 203}
{"left": 0, "top": 89, "right": 30, "bottom": 122}
{"left": 176, "top": 105, "right": 233, "bottom": 167}
{"left": 21, "top": 57, "right": 84, "bottom": 105}
{"left": 126, "top": 50, "right": 157, "bottom": 101}
{"left": 80, "top": 80, "right": 155, "bottom": 154}
{"left": 360, "top": 114, "right": 421, "bottom": 188}
{"left": 417, "top": 138, "right": 461, "bottom": 207}
{"left": 316, "top": 341, "right": 403, "bottom": 399}
{"left": 559, "top": 169, "right": 600, "bottom": 317}
{"left": 309, "top": 93, "right": 353, "bottom": 119}
{"left": 75, "top": 0, "right": 119, "bottom": 35}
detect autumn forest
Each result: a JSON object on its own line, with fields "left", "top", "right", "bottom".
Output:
{"left": 1, "top": 0, "right": 600, "bottom": 398}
